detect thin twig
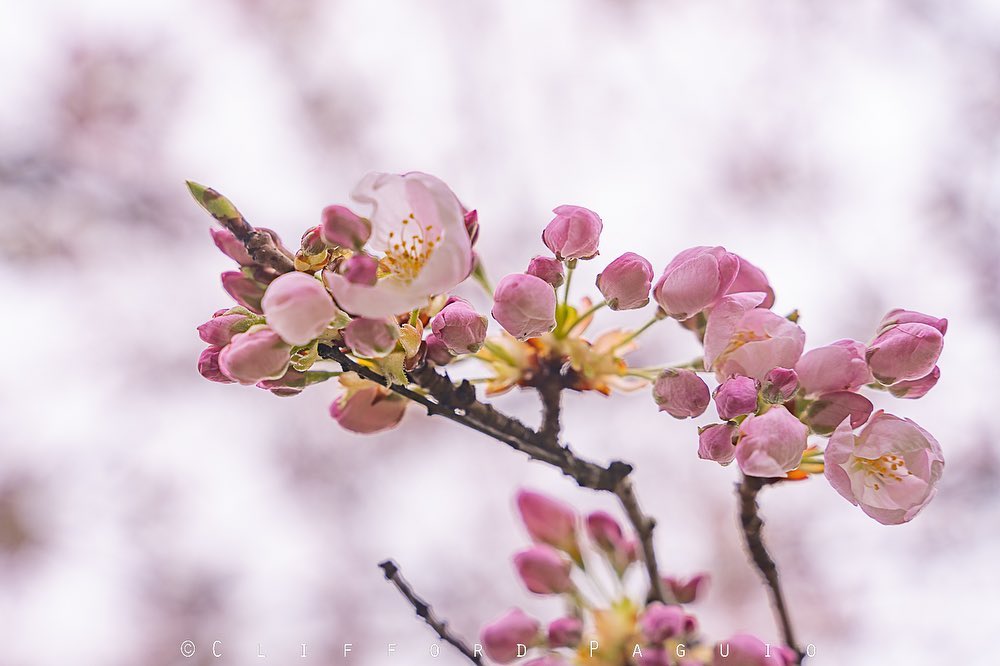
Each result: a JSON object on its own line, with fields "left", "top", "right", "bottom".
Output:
{"left": 378, "top": 560, "right": 483, "bottom": 665}
{"left": 737, "top": 475, "right": 803, "bottom": 662}
{"left": 616, "top": 476, "right": 666, "bottom": 604}
{"left": 535, "top": 361, "right": 563, "bottom": 447}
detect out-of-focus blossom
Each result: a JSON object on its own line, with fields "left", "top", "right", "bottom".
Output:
{"left": 714, "top": 634, "right": 797, "bottom": 665}
{"left": 480, "top": 608, "right": 540, "bottom": 664}
{"left": 492, "top": 273, "right": 557, "bottom": 340}
{"left": 888, "top": 366, "right": 940, "bottom": 399}
{"left": 761, "top": 367, "right": 798, "bottom": 404}
{"left": 198, "top": 346, "right": 235, "bottom": 384}
{"left": 704, "top": 292, "right": 805, "bottom": 381}
{"left": 653, "top": 369, "right": 710, "bottom": 419}
{"left": 653, "top": 246, "right": 739, "bottom": 320}
{"left": 713, "top": 376, "right": 759, "bottom": 420}
{"left": 320, "top": 204, "right": 371, "bottom": 250}
{"left": 341, "top": 253, "right": 379, "bottom": 286}
{"left": 218, "top": 327, "right": 291, "bottom": 385}
{"left": 795, "top": 339, "right": 872, "bottom": 396}
{"left": 542, "top": 205, "right": 603, "bottom": 261}
{"left": 261, "top": 271, "right": 339, "bottom": 346}
{"left": 736, "top": 406, "right": 808, "bottom": 477}
{"left": 516, "top": 490, "right": 580, "bottom": 557}
{"left": 197, "top": 308, "right": 253, "bottom": 346}
{"left": 547, "top": 617, "right": 583, "bottom": 648}
{"left": 526, "top": 255, "right": 565, "bottom": 288}
{"left": 866, "top": 315, "right": 945, "bottom": 385}
{"left": 586, "top": 511, "right": 637, "bottom": 575}
{"left": 221, "top": 271, "right": 267, "bottom": 313}
{"left": 727, "top": 254, "right": 775, "bottom": 308}
{"left": 636, "top": 649, "right": 672, "bottom": 666}
{"left": 803, "top": 390, "right": 874, "bottom": 435}
{"left": 431, "top": 299, "right": 488, "bottom": 354}
{"left": 639, "top": 602, "right": 686, "bottom": 643}
{"left": 211, "top": 228, "right": 253, "bottom": 266}
{"left": 663, "top": 573, "right": 709, "bottom": 604}
{"left": 824, "top": 411, "right": 944, "bottom": 525}
{"left": 325, "top": 172, "right": 473, "bottom": 318}
{"left": 699, "top": 423, "right": 738, "bottom": 465}
{"left": 329, "top": 373, "right": 408, "bottom": 434}
{"left": 597, "top": 252, "right": 654, "bottom": 310}
{"left": 342, "top": 317, "right": 399, "bottom": 358}
{"left": 513, "top": 545, "right": 574, "bottom": 595}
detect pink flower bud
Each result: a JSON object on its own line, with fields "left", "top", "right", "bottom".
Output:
{"left": 824, "top": 410, "right": 944, "bottom": 525}
{"left": 342, "top": 317, "right": 399, "bottom": 357}
{"left": 714, "top": 634, "right": 796, "bottom": 665}
{"left": 221, "top": 271, "right": 266, "bottom": 314}
{"left": 464, "top": 209, "right": 480, "bottom": 245}
{"left": 526, "top": 255, "right": 565, "bottom": 288}
{"left": 736, "top": 406, "right": 808, "bottom": 478}
{"left": 431, "top": 299, "right": 488, "bottom": 354}
{"left": 663, "top": 573, "right": 709, "bottom": 604}
{"left": 299, "top": 225, "right": 327, "bottom": 254}
{"left": 888, "top": 366, "right": 940, "bottom": 399}
{"left": 653, "top": 369, "right": 710, "bottom": 419}
{"left": 795, "top": 339, "right": 872, "bottom": 396}
{"left": 329, "top": 382, "right": 407, "bottom": 434}
{"left": 586, "top": 511, "right": 636, "bottom": 575}
{"left": 542, "top": 205, "right": 603, "bottom": 261}
{"left": 513, "top": 546, "right": 574, "bottom": 595}
{"left": 653, "top": 246, "right": 739, "bottom": 320}
{"left": 261, "top": 272, "right": 339, "bottom": 346}
{"left": 516, "top": 490, "right": 579, "bottom": 555}
{"left": 866, "top": 322, "right": 944, "bottom": 385}
{"left": 639, "top": 603, "right": 687, "bottom": 643}
{"left": 341, "top": 253, "right": 379, "bottom": 286}
{"left": 198, "top": 346, "right": 235, "bottom": 384}
{"left": 761, "top": 368, "right": 798, "bottom": 404}
{"left": 218, "top": 327, "right": 291, "bottom": 385}
{"left": 698, "top": 423, "right": 737, "bottom": 465}
{"left": 320, "top": 205, "right": 370, "bottom": 249}
{"left": 480, "top": 608, "right": 540, "bottom": 664}
{"left": 547, "top": 617, "right": 583, "bottom": 648}
{"left": 597, "top": 252, "right": 654, "bottom": 310}
{"left": 198, "top": 311, "right": 252, "bottom": 346}
{"left": 803, "top": 390, "right": 873, "bottom": 435}
{"left": 877, "top": 308, "right": 948, "bottom": 335}
{"left": 423, "top": 333, "right": 455, "bottom": 366}
{"left": 727, "top": 255, "right": 775, "bottom": 308}
{"left": 211, "top": 228, "right": 253, "bottom": 266}
{"left": 713, "top": 376, "right": 759, "bottom": 420}
{"left": 492, "top": 273, "right": 557, "bottom": 340}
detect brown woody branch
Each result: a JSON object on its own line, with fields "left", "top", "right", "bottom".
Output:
{"left": 378, "top": 560, "right": 483, "bottom": 665}
{"left": 738, "top": 475, "right": 803, "bottom": 662}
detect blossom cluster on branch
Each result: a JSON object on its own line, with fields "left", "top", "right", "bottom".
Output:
{"left": 190, "top": 170, "right": 947, "bottom": 664}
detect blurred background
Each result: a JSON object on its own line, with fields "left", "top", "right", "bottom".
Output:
{"left": 1, "top": 0, "right": 999, "bottom": 664}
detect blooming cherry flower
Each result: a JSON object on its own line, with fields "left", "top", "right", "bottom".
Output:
{"left": 704, "top": 292, "right": 805, "bottom": 381}
{"left": 324, "top": 172, "right": 474, "bottom": 318}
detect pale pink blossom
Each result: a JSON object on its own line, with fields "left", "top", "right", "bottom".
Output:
{"left": 698, "top": 423, "right": 738, "bottom": 465}
{"left": 736, "top": 406, "right": 808, "bottom": 478}
{"left": 795, "top": 339, "right": 872, "bottom": 396}
{"left": 867, "top": 321, "right": 945, "bottom": 385}
{"left": 877, "top": 308, "right": 948, "bottom": 335}
{"left": 516, "top": 490, "right": 579, "bottom": 556}
{"left": 480, "top": 608, "right": 540, "bottom": 664}
{"left": 713, "top": 376, "right": 759, "bottom": 420}
{"left": 325, "top": 172, "right": 473, "bottom": 318}
{"left": 261, "top": 271, "right": 339, "bottom": 346}
{"left": 653, "top": 369, "right": 710, "bottom": 419}
{"left": 639, "top": 603, "right": 688, "bottom": 643}
{"left": 542, "top": 205, "right": 603, "bottom": 261}
{"left": 727, "top": 254, "right": 775, "bottom": 308}
{"left": 198, "top": 346, "right": 234, "bottom": 384}
{"left": 803, "top": 390, "right": 874, "bottom": 435}
{"left": 824, "top": 411, "right": 944, "bottom": 525}
{"left": 888, "top": 366, "right": 940, "bottom": 399}
{"left": 526, "top": 255, "right": 565, "bottom": 288}
{"left": 513, "top": 545, "right": 574, "bottom": 595}
{"left": 596, "top": 252, "right": 654, "bottom": 310}
{"left": 218, "top": 327, "right": 291, "bottom": 385}
{"left": 431, "top": 299, "right": 488, "bottom": 354}
{"left": 492, "top": 273, "right": 557, "bottom": 340}
{"left": 653, "top": 246, "right": 739, "bottom": 320}
{"left": 221, "top": 271, "right": 266, "bottom": 314}
{"left": 342, "top": 317, "right": 399, "bottom": 358}
{"left": 761, "top": 367, "right": 798, "bottom": 404}
{"left": 704, "top": 293, "right": 805, "bottom": 381}
{"left": 547, "top": 617, "right": 583, "bottom": 648}
{"left": 329, "top": 377, "right": 407, "bottom": 434}
{"left": 320, "top": 204, "right": 371, "bottom": 249}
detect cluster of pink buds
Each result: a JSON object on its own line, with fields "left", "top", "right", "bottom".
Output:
{"left": 480, "top": 490, "right": 796, "bottom": 665}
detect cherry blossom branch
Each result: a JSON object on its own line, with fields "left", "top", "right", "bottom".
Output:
{"left": 737, "top": 475, "right": 803, "bottom": 662}
{"left": 378, "top": 559, "right": 483, "bottom": 665}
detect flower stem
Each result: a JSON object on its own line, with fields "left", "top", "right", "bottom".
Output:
{"left": 609, "top": 314, "right": 662, "bottom": 353}
{"left": 562, "top": 261, "right": 576, "bottom": 307}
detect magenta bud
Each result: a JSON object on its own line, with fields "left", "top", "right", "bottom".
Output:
{"left": 492, "top": 273, "right": 557, "bottom": 340}
{"left": 480, "top": 608, "right": 540, "bottom": 664}
{"left": 341, "top": 253, "right": 379, "bottom": 286}
{"left": 542, "top": 205, "right": 603, "bottom": 261}
{"left": 639, "top": 602, "right": 686, "bottom": 643}
{"left": 299, "top": 225, "right": 327, "bottom": 254}
{"left": 431, "top": 299, "right": 488, "bottom": 354}
{"left": 198, "top": 310, "right": 252, "bottom": 347}
{"left": 877, "top": 308, "right": 948, "bottom": 335}
{"left": 516, "top": 490, "right": 579, "bottom": 556}
{"left": 221, "top": 271, "right": 266, "bottom": 314}
{"left": 888, "top": 366, "right": 940, "bottom": 399}
{"left": 329, "top": 384, "right": 407, "bottom": 434}
{"left": 596, "top": 252, "right": 654, "bottom": 311}
{"left": 218, "top": 327, "right": 291, "bottom": 385}
{"left": 513, "top": 545, "right": 574, "bottom": 595}
{"left": 526, "top": 255, "right": 565, "bottom": 288}
{"left": 547, "top": 617, "right": 583, "bottom": 648}
{"left": 211, "top": 228, "right": 253, "bottom": 266}
{"left": 423, "top": 333, "right": 455, "bottom": 366}
{"left": 736, "top": 406, "right": 808, "bottom": 478}
{"left": 713, "top": 376, "right": 759, "bottom": 420}
{"left": 342, "top": 317, "right": 399, "bottom": 358}
{"left": 464, "top": 208, "right": 480, "bottom": 245}
{"left": 866, "top": 321, "right": 944, "bottom": 385}
{"left": 698, "top": 423, "right": 738, "bottom": 465}
{"left": 321, "top": 204, "right": 371, "bottom": 249}
{"left": 653, "top": 246, "right": 739, "bottom": 320}
{"left": 761, "top": 367, "right": 798, "bottom": 404}
{"left": 803, "top": 390, "right": 874, "bottom": 435}
{"left": 653, "top": 369, "right": 710, "bottom": 419}
{"left": 663, "top": 573, "right": 709, "bottom": 604}
{"left": 586, "top": 511, "right": 636, "bottom": 575}
{"left": 198, "top": 346, "right": 235, "bottom": 384}
{"left": 261, "top": 271, "right": 339, "bottom": 346}
{"left": 795, "top": 339, "right": 872, "bottom": 396}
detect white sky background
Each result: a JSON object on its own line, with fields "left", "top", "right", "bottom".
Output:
{"left": 1, "top": 0, "right": 999, "bottom": 664}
